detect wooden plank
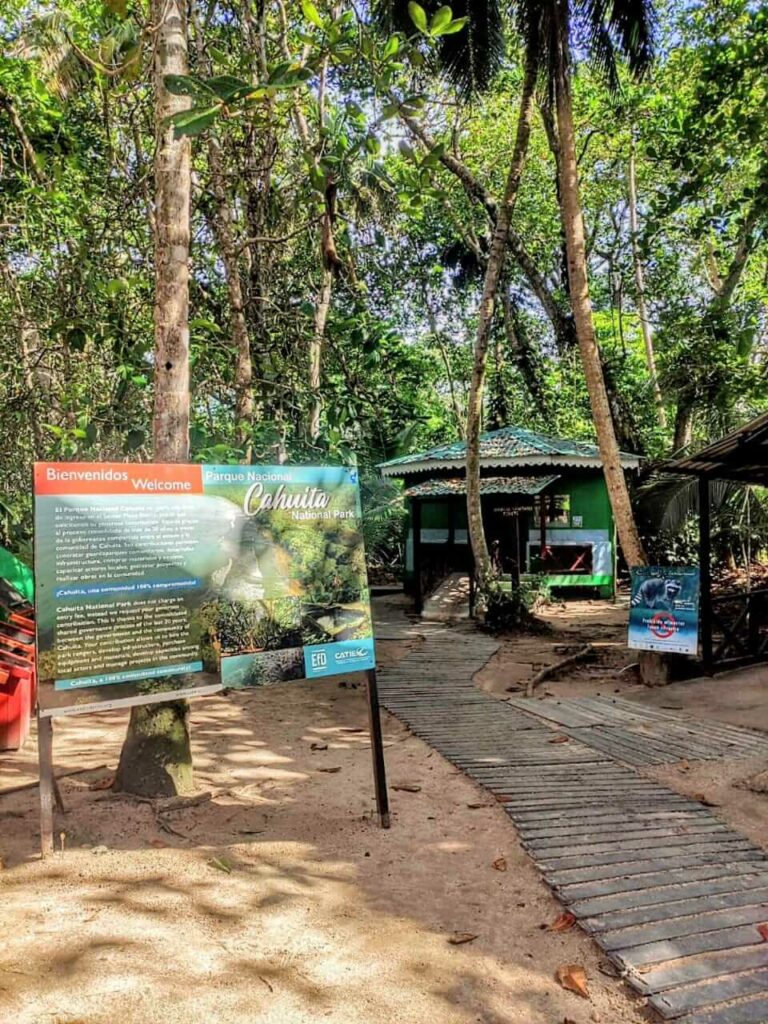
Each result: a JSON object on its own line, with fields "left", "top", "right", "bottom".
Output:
{"left": 524, "top": 823, "right": 728, "bottom": 852}
{"left": 611, "top": 922, "right": 768, "bottom": 969}
{"left": 526, "top": 820, "right": 729, "bottom": 846}
{"left": 675, "top": 993, "right": 768, "bottom": 1024}
{"left": 650, "top": 965, "right": 768, "bottom": 1018}
{"left": 512, "top": 801, "right": 707, "bottom": 822}
{"left": 603, "top": 904, "right": 768, "bottom": 955}
{"left": 543, "top": 847, "right": 763, "bottom": 884}
{"left": 584, "top": 886, "right": 768, "bottom": 934}
{"left": 570, "top": 873, "right": 768, "bottom": 918}
{"left": 520, "top": 812, "right": 714, "bottom": 840}
{"left": 541, "top": 838, "right": 758, "bottom": 872}
{"left": 548, "top": 851, "right": 768, "bottom": 888}
{"left": 628, "top": 945, "right": 768, "bottom": 996}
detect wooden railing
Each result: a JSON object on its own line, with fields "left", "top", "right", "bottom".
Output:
{"left": 708, "top": 588, "right": 768, "bottom": 669}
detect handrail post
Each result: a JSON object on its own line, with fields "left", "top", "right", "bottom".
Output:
{"left": 699, "top": 475, "right": 713, "bottom": 673}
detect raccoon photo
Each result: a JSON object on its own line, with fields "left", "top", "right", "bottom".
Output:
{"left": 631, "top": 577, "right": 682, "bottom": 611}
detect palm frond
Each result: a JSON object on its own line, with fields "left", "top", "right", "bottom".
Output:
{"left": 436, "top": 0, "right": 506, "bottom": 95}
{"left": 576, "top": 0, "right": 656, "bottom": 86}
{"left": 13, "top": 11, "right": 91, "bottom": 100}
{"left": 640, "top": 474, "right": 738, "bottom": 536}
{"left": 371, "top": 0, "right": 505, "bottom": 95}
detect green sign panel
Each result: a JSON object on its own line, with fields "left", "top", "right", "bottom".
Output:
{"left": 34, "top": 462, "right": 375, "bottom": 716}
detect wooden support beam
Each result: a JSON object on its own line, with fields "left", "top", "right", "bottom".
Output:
{"left": 699, "top": 475, "right": 713, "bottom": 673}
{"left": 412, "top": 498, "right": 423, "bottom": 615}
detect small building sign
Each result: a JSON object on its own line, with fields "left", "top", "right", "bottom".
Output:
{"left": 628, "top": 566, "right": 700, "bottom": 655}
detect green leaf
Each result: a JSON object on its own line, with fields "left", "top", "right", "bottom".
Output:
{"left": 171, "top": 106, "right": 220, "bottom": 138}
{"left": 301, "top": 0, "right": 324, "bottom": 28}
{"left": 429, "top": 6, "right": 453, "bottom": 35}
{"left": 440, "top": 17, "right": 468, "bottom": 34}
{"left": 124, "top": 429, "right": 146, "bottom": 452}
{"left": 383, "top": 35, "right": 400, "bottom": 58}
{"left": 104, "top": 0, "right": 128, "bottom": 17}
{"left": 164, "top": 74, "right": 213, "bottom": 98}
{"left": 105, "top": 277, "right": 129, "bottom": 298}
{"left": 189, "top": 317, "right": 223, "bottom": 334}
{"left": 66, "top": 327, "right": 87, "bottom": 351}
{"left": 209, "top": 856, "right": 233, "bottom": 874}
{"left": 407, "top": 2, "right": 428, "bottom": 33}
{"left": 205, "top": 75, "right": 253, "bottom": 102}
{"left": 208, "top": 44, "right": 229, "bottom": 65}
{"left": 365, "top": 135, "right": 381, "bottom": 155}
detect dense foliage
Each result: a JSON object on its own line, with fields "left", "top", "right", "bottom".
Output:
{"left": 1, "top": 0, "right": 766, "bottom": 568}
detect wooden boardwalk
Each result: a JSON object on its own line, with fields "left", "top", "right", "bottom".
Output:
{"left": 376, "top": 616, "right": 768, "bottom": 1024}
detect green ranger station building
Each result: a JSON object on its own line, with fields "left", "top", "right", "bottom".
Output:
{"left": 379, "top": 426, "right": 641, "bottom": 606}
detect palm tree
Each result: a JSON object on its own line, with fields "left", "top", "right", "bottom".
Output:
{"left": 379, "top": 0, "right": 655, "bottom": 586}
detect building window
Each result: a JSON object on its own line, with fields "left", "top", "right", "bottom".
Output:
{"left": 534, "top": 494, "right": 571, "bottom": 526}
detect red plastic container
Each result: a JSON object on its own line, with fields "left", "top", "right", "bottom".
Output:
{"left": 0, "top": 660, "right": 33, "bottom": 751}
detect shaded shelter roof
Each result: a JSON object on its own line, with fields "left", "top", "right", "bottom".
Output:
{"left": 379, "top": 426, "right": 641, "bottom": 478}
{"left": 404, "top": 475, "right": 559, "bottom": 499}
{"left": 666, "top": 412, "right": 768, "bottom": 485}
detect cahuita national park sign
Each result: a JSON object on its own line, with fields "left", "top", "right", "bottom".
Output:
{"left": 33, "top": 461, "right": 389, "bottom": 851}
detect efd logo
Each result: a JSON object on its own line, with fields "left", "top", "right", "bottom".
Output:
{"left": 310, "top": 650, "right": 327, "bottom": 670}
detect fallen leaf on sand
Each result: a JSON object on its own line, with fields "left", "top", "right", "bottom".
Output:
{"left": 149, "top": 838, "right": 168, "bottom": 849}
{"left": 88, "top": 775, "right": 115, "bottom": 791}
{"left": 555, "top": 964, "right": 589, "bottom": 998}
{"left": 467, "top": 802, "right": 492, "bottom": 809}
{"left": 494, "top": 793, "right": 513, "bottom": 802}
{"left": 492, "top": 857, "right": 507, "bottom": 872}
{"left": 310, "top": 742, "right": 328, "bottom": 751}
{"left": 448, "top": 932, "right": 478, "bottom": 945}
{"left": 393, "top": 784, "right": 421, "bottom": 793}
{"left": 318, "top": 766, "right": 342, "bottom": 773}
{"left": 679, "top": 759, "right": 691, "bottom": 772}
{"left": 549, "top": 912, "right": 577, "bottom": 932}
{"left": 549, "top": 735, "right": 570, "bottom": 745}
{"left": 209, "top": 857, "right": 233, "bottom": 874}
{"left": 757, "top": 923, "right": 768, "bottom": 942}
{"left": 339, "top": 727, "right": 365, "bottom": 733}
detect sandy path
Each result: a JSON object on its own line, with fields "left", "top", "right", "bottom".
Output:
{"left": 0, "top": 633, "right": 647, "bottom": 1024}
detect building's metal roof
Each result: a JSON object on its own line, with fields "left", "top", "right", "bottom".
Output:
{"left": 666, "top": 412, "right": 768, "bottom": 484}
{"left": 404, "top": 475, "right": 560, "bottom": 499}
{"left": 379, "top": 426, "right": 640, "bottom": 477}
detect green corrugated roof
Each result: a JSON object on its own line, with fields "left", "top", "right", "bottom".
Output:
{"left": 404, "top": 475, "right": 559, "bottom": 499}
{"left": 379, "top": 425, "right": 639, "bottom": 474}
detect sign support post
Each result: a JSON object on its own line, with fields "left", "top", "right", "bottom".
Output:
{"left": 365, "top": 668, "right": 390, "bottom": 828}
{"left": 37, "top": 713, "right": 54, "bottom": 858}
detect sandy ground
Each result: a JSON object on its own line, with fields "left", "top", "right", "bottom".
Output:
{"left": 476, "top": 596, "right": 768, "bottom": 852}
{"left": 0, "top": 623, "right": 648, "bottom": 1024}
{"left": 475, "top": 597, "right": 641, "bottom": 700}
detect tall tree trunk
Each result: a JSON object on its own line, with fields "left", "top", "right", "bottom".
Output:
{"left": 466, "top": 50, "right": 538, "bottom": 592}
{"left": 628, "top": 141, "right": 665, "bottom": 427}
{"left": 116, "top": 0, "right": 194, "bottom": 798}
{"left": 673, "top": 395, "right": 695, "bottom": 454}
{"left": 309, "top": 264, "right": 332, "bottom": 440}
{"left": 553, "top": 0, "right": 645, "bottom": 569}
